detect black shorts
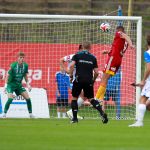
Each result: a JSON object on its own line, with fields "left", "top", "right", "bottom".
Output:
{"left": 72, "top": 81, "right": 94, "bottom": 99}
{"left": 56, "top": 98, "right": 68, "bottom": 107}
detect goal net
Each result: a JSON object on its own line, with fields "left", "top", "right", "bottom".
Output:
{"left": 0, "top": 14, "right": 141, "bottom": 119}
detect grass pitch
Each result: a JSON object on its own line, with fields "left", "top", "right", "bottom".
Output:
{"left": 0, "top": 113, "right": 150, "bottom": 150}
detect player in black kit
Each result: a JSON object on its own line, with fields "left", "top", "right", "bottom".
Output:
{"left": 69, "top": 41, "right": 108, "bottom": 124}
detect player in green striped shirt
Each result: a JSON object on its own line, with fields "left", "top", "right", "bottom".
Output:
{"left": 2, "top": 52, "right": 34, "bottom": 118}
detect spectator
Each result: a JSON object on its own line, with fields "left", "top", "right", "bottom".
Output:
{"left": 55, "top": 67, "right": 71, "bottom": 118}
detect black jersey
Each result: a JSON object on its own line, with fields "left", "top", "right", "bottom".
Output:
{"left": 72, "top": 50, "right": 98, "bottom": 83}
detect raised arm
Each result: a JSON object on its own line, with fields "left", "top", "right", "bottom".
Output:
{"left": 120, "top": 32, "right": 134, "bottom": 48}
{"left": 60, "top": 55, "right": 72, "bottom": 74}
{"left": 60, "top": 57, "right": 65, "bottom": 71}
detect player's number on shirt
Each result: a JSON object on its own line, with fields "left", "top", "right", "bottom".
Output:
{"left": 120, "top": 42, "right": 128, "bottom": 56}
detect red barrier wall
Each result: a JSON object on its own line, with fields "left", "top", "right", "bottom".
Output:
{"left": 0, "top": 43, "right": 136, "bottom": 105}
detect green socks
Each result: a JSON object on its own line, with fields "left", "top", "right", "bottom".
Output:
{"left": 4, "top": 98, "right": 13, "bottom": 113}
{"left": 26, "top": 99, "right": 32, "bottom": 113}
{"left": 4, "top": 98, "right": 32, "bottom": 114}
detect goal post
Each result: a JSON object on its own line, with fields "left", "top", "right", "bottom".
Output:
{"left": 136, "top": 18, "right": 142, "bottom": 120}
{"left": 0, "top": 14, "right": 142, "bottom": 119}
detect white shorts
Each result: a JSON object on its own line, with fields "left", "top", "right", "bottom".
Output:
{"left": 141, "top": 80, "right": 150, "bottom": 98}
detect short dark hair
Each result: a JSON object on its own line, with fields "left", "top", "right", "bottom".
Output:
{"left": 147, "top": 34, "right": 150, "bottom": 46}
{"left": 17, "top": 52, "right": 25, "bottom": 57}
{"left": 82, "top": 41, "right": 91, "bottom": 50}
{"left": 78, "top": 44, "right": 83, "bottom": 50}
{"left": 116, "top": 26, "right": 124, "bottom": 32}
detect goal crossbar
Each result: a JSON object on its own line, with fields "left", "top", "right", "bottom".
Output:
{"left": 0, "top": 14, "right": 142, "bottom": 21}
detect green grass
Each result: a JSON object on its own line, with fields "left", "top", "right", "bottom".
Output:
{"left": 0, "top": 113, "right": 150, "bottom": 150}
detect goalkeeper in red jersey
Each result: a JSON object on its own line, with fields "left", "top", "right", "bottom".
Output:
{"left": 95, "top": 26, "right": 134, "bottom": 104}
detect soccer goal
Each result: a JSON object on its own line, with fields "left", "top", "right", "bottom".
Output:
{"left": 0, "top": 14, "right": 142, "bottom": 119}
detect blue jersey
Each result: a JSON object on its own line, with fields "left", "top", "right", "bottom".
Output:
{"left": 106, "top": 67, "right": 121, "bottom": 91}
{"left": 144, "top": 49, "right": 150, "bottom": 81}
{"left": 144, "top": 49, "right": 150, "bottom": 63}
{"left": 55, "top": 71, "right": 70, "bottom": 99}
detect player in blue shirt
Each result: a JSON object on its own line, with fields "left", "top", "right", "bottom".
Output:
{"left": 104, "top": 67, "right": 121, "bottom": 119}
{"left": 55, "top": 67, "right": 71, "bottom": 118}
{"left": 129, "top": 34, "right": 150, "bottom": 127}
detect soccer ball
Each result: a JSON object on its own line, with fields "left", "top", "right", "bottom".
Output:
{"left": 100, "top": 22, "right": 111, "bottom": 32}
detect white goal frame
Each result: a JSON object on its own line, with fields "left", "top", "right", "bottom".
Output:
{"left": 0, "top": 14, "right": 142, "bottom": 119}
